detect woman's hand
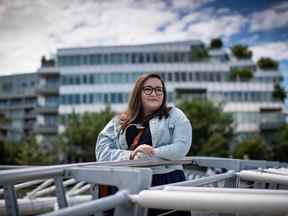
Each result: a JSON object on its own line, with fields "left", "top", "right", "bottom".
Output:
{"left": 130, "top": 144, "right": 154, "bottom": 160}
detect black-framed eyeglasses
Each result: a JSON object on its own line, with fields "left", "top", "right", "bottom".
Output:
{"left": 142, "top": 86, "right": 164, "bottom": 96}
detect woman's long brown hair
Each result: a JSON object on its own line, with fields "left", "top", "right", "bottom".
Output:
{"left": 120, "top": 73, "right": 171, "bottom": 132}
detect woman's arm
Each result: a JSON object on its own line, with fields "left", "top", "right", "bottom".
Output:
{"left": 154, "top": 110, "right": 192, "bottom": 160}
{"left": 95, "top": 118, "right": 131, "bottom": 161}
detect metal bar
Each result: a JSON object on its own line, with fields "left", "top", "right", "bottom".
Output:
{"left": 0, "top": 166, "right": 65, "bottom": 185}
{"left": 3, "top": 184, "right": 19, "bottom": 216}
{"left": 130, "top": 189, "right": 288, "bottom": 214}
{"left": 239, "top": 170, "right": 288, "bottom": 185}
{"left": 67, "top": 181, "right": 85, "bottom": 194}
{"left": 67, "top": 166, "right": 152, "bottom": 216}
{"left": 42, "top": 190, "right": 130, "bottom": 216}
{"left": 151, "top": 170, "right": 236, "bottom": 190}
{"left": 265, "top": 168, "right": 288, "bottom": 176}
{"left": 189, "top": 157, "right": 241, "bottom": 170}
{"left": 163, "top": 186, "right": 288, "bottom": 195}
{"left": 55, "top": 177, "right": 68, "bottom": 209}
{"left": 0, "top": 179, "right": 44, "bottom": 195}
{"left": 67, "top": 166, "right": 152, "bottom": 193}
{"left": 26, "top": 178, "right": 54, "bottom": 198}
{"left": 67, "top": 184, "right": 90, "bottom": 196}
{"left": 0, "top": 159, "right": 192, "bottom": 185}
{"left": 0, "top": 195, "right": 92, "bottom": 216}
{"left": 32, "top": 179, "right": 75, "bottom": 198}
{"left": 1, "top": 158, "right": 286, "bottom": 186}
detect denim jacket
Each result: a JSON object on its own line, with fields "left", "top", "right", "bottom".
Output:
{"left": 95, "top": 106, "right": 192, "bottom": 174}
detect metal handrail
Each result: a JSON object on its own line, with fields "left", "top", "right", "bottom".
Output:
{"left": 1, "top": 157, "right": 288, "bottom": 216}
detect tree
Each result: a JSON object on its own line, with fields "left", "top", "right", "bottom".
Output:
{"left": 233, "top": 136, "right": 273, "bottom": 160}
{"left": 56, "top": 107, "right": 114, "bottom": 163}
{"left": 178, "top": 100, "right": 233, "bottom": 156}
{"left": 190, "top": 47, "right": 209, "bottom": 61}
{"left": 210, "top": 38, "right": 223, "bottom": 49}
{"left": 272, "top": 83, "right": 286, "bottom": 101}
{"left": 199, "top": 133, "right": 229, "bottom": 157}
{"left": 229, "top": 68, "right": 253, "bottom": 81}
{"left": 0, "top": 140, "right": 21, "bottom": 165}
{"left": 271, "top": 124, "right": 288, "bottom": 162}
{"left": 16, "top": 136, "right": 56, "bottom": 165}
{"left": 231, "top": 44, "right": 252, "bottom": 59}
{"left": 257, "top": 57, "right": 279, "bottom": 70}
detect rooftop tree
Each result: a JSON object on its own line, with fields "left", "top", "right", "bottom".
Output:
{"left": 190, "top": 47, "right": 209, "bottom": 61}
{"left": 210, "top": 38, "right": 223, "bottom": 49}
{"left": 228, "top": 68, "right": 253, "bottom": 81}
{"left": 231, "top": 44, "right": 253, "bottom": 59}
{"left": 257, "top": 57, "right": 279, "bottom": 70}
{"left": 272, "top": 83, "right": 286, "bottom": 101}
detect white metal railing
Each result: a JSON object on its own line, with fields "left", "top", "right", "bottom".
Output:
{"left": 0, "top": 157, "right": 288, "bottom": 216}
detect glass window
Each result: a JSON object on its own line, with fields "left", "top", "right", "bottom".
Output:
{"left": 104, "top": 93, "right": 109, "bottom": 103}
{"left": 89, "top": 74, "right": 94, "bottom": 84}
{"left": 195, "top": 72, "right": 200, "bottom": 81}
{"left": 181, "top": 72, "right": 187, "bottom": 82}
{"left": 152, "top": 53, "right": 158, "bottom": 63}
{"left": 89, "top": 93, "right": 94, "bottom": 104}
{"left": 111, "top": 93, "right": 117, "bottom": 103}
{"left": 83, "top": 75, "right": 87, "bottom": 84}
{"left": 167, "top": 72, "right": 173, "bottom": 82}
{"left": 175, "top": 72, "right": 180, "bottom": 82}
{"left": 103, "top": 54, "right": 109, "bottom": 64}
{"left": 75, "top": 94, "right": 80, "bottom": 104}
{"left": 84, "top": 55, "right": 89, "bottom": 65}
{"left": 82, "top": 94, "right": 87, "bottom": 104}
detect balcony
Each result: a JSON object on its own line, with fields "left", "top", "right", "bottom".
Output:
{"left": 260, "top": 113, "right": 286, "bottom": 130}
{"left": 37, "top": 66, "right": 59, "bottom": 77}
{"left": 36, "top": 84, "right": 59, "bottom": 96}
{"left": 34, "top": 124, "right": 58, "bottom": 134}
{"left": 35, "top": 105, "right": 58, "bottom": 114}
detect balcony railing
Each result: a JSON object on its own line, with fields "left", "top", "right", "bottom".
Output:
{"left": 34, "top": 124, "right": 58, "bottom": 134}
{"left": 0, "top": 157, "right": 287, "bottom": 216}
{"left": 36, "top": 84, "right": 59, "bottom": 95}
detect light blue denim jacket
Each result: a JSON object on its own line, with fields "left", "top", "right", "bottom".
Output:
{"left": 95, "top": 106, "right": 192, "bottom": 174}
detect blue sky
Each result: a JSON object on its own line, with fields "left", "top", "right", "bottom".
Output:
{"left": 0, "top": 0, "right": 287, "bottom": 88}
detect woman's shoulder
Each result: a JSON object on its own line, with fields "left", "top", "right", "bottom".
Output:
{"left": 168, "top": 105, "right": 188, "bottom": 120}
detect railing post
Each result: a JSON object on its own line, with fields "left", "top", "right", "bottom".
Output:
{"left": 55, "top": 176, "right": 68, "bottom": 209}
{"left": 68, "top": 166, "right": 152, "bottom": 216}
{"left": 3, "top": 184, "right": 19, "bottom": 216}
{"left": 90, "top": 184, "right": 104, "bottom": 216}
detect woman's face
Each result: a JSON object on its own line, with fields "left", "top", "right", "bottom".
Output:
{"left": 141, "top": 77, "right": 164, "bottom": 115}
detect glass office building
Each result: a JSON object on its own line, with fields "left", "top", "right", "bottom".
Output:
{"left": 0, "top": 73, "right": 38, "bottom": 141}
{"left": 0, "top": 40, "right": 285, "bottom": 143}
{"left": 57, "top": 40, "right": 285, "bottom": 136}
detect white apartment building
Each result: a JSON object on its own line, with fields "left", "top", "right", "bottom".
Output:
{"left": 56, "top": 40, "right": 285, "bottom": 137}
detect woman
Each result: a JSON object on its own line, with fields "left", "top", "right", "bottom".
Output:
{"left": 96, "top": 73, "right": 192, "bottom": 215}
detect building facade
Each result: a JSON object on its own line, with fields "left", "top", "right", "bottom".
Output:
{"left": 57, "top": 40, "right": 286, "bottom": 138}
{"left": 35, "top": 58, "right": 60, "bottom": 146}
{"left": 0, "top": 40, "right": 286, "bottom": 144}
{"left": 0, "top": 73, "right": 38, "bottom": 141}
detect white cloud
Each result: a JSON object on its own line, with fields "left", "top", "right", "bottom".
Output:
{"left": 250, "top": 2, "right": 288, "bottom": 32}
{"left": 0, "top": 0, "right": 282, "bottom": 75}
{"left": 183, "top": 14, "right": 247, "bottom": 43}
{"left": 250, "top": 41, "right": 288, "bottom": 62}
{"left": 171, "top": 0, "right": 212, "bottom": 10}
{"left": 0, "top": 0, "right": 174, "bottom": 74}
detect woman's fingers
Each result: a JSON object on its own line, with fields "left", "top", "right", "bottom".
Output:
{"left": 131, "top": 144, "right": 154, "bottom": 159}
{"left": 138, "top": 144, "right": 154, "bottom": 156}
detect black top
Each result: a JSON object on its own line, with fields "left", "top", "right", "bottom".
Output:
{"left": 125, "top": 119, "right": 152, "bottom": 149}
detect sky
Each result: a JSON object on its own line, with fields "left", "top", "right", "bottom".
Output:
{"left": 0, "top": 0, "right": 287, "bottom": 87}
